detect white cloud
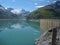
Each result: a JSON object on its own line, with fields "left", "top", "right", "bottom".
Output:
{"left": 11, "top": 9, "right": 21, "bottom": 14}
{"left": 11, "top": 9, "right": 25, "bottom": 15}
{"left": 35, "top": 5, "right": 44, "bottom": 8}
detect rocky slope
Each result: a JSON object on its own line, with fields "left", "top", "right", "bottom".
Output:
{"left": 0, "top": 5, "right": 30, "bottom": 19}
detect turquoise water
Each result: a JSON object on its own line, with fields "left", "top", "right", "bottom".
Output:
{"left": 0, "top": 20, "right": 43, "bottom": 45}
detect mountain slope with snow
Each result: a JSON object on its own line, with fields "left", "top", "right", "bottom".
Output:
{"left": 0, "top": 5, "right": 30, "bottom": 19}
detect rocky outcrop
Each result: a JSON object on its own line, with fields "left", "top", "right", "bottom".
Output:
{"left": 35, "top": 19, "right": 60, "bottom": 45}
{"left": 35, "top": 27, "right": 60, "bottom": 45}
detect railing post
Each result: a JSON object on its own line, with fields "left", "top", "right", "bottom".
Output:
{"left": 52, "top": 27, "right": 57, "bottom": 45}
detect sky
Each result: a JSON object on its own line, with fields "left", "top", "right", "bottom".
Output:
{"left": 0, "top": 0, "right": 59, "bottom": 11}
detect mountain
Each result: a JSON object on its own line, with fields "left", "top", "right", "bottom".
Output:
{"left": 10, "top": 9, "right": 30, "bottom": 19}
{"left": 11, "top": 9, "right": 30, "bottom": 17}
{"left": 0, "top": 5, "right": 5, "bottom": 10}
{"left": 27, "top": 1, "right": 60, "bottom": 19}
{"left": 0, "top": 5, "right": 30, "bottom": 19}
{"left": 7, "top": 8, "right": 14, "bottom": 11}
{"left": 0, "top": 5, "right": 15, "bottom": 19}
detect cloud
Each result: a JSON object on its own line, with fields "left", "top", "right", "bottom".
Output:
{"left": 35, "top": 5, "right": 44, "bottom": 8}
{"left": 11, "top": 9, "right": 21, "bottom": 14}
{"left": 11, "top": 9, "right": 25, "bottom": 15}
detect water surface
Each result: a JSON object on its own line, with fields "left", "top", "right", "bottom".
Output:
{"left": 0, "top": 20, "right": 43, "bottom": 45}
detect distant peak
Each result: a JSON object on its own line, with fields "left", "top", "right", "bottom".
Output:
{"left": 55, "top": 1, "right": 60, "bottom": 7}
{"left": 55, "top": 1, "right": 60, "bottom": 3}
{"left": 7, "top": 8, "right": 14, "bottom": 11}
{"left": 7, "top": 8, "right": 14, "bottom": 10}
{"left": 21, "top": 9, "right": 25, "bottom": 11}
{"left": 0, "top": 5, "right": 3, "bottom": 7}
{"left": 0, "top": 5, "right": 5, "bottom": 10}
{"left": 11, "top": 9, "right": 25, "bottom": 14}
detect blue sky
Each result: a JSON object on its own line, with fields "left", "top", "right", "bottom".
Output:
{"left": 0, "top": 0, "right": 58, "bottom": 11}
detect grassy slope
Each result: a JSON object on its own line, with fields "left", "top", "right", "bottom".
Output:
{"left": 27, "top": 1, "right": 60, "bottom": 19}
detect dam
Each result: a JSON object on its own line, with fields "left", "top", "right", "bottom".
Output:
{"left": 35, "top": 19, "right": 60, "bottom": 45}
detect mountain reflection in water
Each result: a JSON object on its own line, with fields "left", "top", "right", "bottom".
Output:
{"left": 0, "top": 20, "right": 44, "bottom": 45}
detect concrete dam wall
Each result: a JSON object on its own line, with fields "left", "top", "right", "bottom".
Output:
{"left": 35, "top": 19, "right": 60, "bottom": 45}
{"left": 40, "top": 19, "right": 60, "bottom": 30}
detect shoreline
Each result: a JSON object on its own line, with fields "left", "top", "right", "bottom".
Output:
{"left": 0, "top": 19, "right": 40, "bottom": 22}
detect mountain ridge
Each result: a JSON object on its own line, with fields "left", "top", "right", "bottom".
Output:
{"left": 27, "top": 1, "right": 60, "bottom": 19}
{"left": 0, "top": 5, "right": 30, "bottom": 19}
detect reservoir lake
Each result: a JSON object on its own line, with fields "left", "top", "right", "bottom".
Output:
{"left": 0, "top": 20, "right": 44, "bottom": 45}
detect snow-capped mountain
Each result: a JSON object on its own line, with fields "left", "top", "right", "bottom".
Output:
{"left": 11, "top": 9, "right": 30, "bottom": 17}
{"left": 0, "top": 5, "right": 30, "bottom": 19}
{"left": 7, "top": 8, "right": 14, "bottom": 11}
{"left": 0, "top": 5, "right": 6, "bottom": 11}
